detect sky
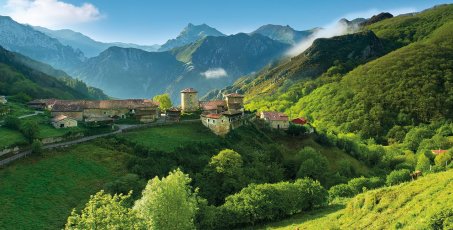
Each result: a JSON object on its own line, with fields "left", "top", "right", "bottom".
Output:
{"left": 0, "top": 0, "right": 452, "bottom": 45}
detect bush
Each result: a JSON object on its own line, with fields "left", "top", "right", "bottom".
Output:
{"left": 3, "top": 116, "right": 21, "bottom": 130}
{"left": 31, "top": 140, "right": 43, "bottom": 156}
{"left": 329, "top": 184, "right": 355, "bottom": 199}
{"left": 222, "top": 178, "right": 327, "bottom": 227}
{"left": 429, "top": 208, "right": 453, "bottom": 230}
{"left": 295, "top": 147, "right": 329, "bottom": 184}
{"left": 434, "top": 152, "right": 452, "bottom": 167}
{"left": 386, "top": 169, "right": 411, "bottom": 186}
{"left": 21, "top": 121, "right": 39, "bottom": 143}
{"left": 347, "top": 176, "right": 384, "bottom": 194}
{"left": 105, "top": 174, "right": 145, "bottom": 199}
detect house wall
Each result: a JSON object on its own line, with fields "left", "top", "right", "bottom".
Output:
{"left": 226, "top": 97, "right": 244, "bottom": 110}
{"left": 269, "top": 120, "right": 290, "bottom": 130}
{"left": 83, "top": 108, "right": 130, "bottom": 118}
{"left": 51, "top": 111, "right": 83, "bottom": 121}
{"left": 201, "top": 116, "right": 231, "bottom": 136}
{"left": 181, "top": 92, "right": 199, "bottom": 112}
{"left": 135, "top": 108, "right": 159, "bottom": 123}
{"left": 52, "top": 119, "right": 78, "bottom": 128}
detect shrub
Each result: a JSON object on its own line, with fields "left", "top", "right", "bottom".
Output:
{"left": 3, "top": 116, "right": 21, "bottom": 130}
{"left": 429, "top": 208, "right": 453, "bottom": 230}
{"left": 21, "top": 121, "right": 39, "bottom": 143}
{"left": 295, "top": 147, "right": 329, "bottom": 184}
{"left": 386, "top": 169, "right": 411, "bottom": 186}
{"left": 329, "top": 184, "right": 355, "bottom": 199}
{"left": 31, "top": 140, "right": 43, "bottom": 156}
{"left": 434, "top": 152, "right": 452, "bottom": 167}
{"left": 222, "top": 178, "right": 327, "bottom": 227}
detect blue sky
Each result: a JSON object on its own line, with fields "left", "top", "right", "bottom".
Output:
{"left": 1, "top": 0, "right": 452, "bottom": 44}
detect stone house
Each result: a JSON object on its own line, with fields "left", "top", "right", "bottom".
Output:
{"left": 224, "top": 93, "right": 244, "bottom": 111}
{"left": 0, "top": 96, "right": 7, "bottom": 104}
{"left": 50, "top": 99, "right": 159, "bottom": 123}
{"left": 260, "top": 111, "right": 289, "bottom": 130}
{"left": 51, "top": 115, "right": 78, "bottom": 128}
{"left": 27, "top": 99, "right": 57, "bottom": 110}
{"left": 200, "top": 100, "right": 227, "bottom": 114}
{"left": 165, "top": 107, "right": 181, "bottom": 122}
{"left": 181, "top": 88, "right": 199, "bottom": 112}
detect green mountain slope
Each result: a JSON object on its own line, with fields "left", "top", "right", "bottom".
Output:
{"left": 289, "top": 20, "right": 453, "bottom": 140}
{"left": 0, "top": 46, "right": 108, "bottom": 100}
{"left": 260, "top": 170, "right": 453, "bottom": 230}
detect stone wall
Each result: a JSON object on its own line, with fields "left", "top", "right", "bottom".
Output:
{"left": 181, "top": 92, "right": 199, "bottom": 112}
{"left": 51, "top": 111, "right": 84, "bottom": 121}
{"left": 0, "top": 147, "right": 20, "bottom": 157}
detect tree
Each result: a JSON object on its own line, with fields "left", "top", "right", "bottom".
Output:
{"left": 403, "top": 127, "right": 433, "bottom": 152}
{"left": 198, "top": 149, "right": 246, "bottom": 205}
{"left": 3, "top": 116, "right": 20, "bottom": 130}
{"left": 133, "top": 168, "right": 198, "bottom": 229}
{"left": 434, "top": 152, "right": 452, "bottom": 167}
{"left": 21, "top": 121, "right": 39, "bottom": 143}
{"left": 296, "top": 147, "right": 329, "bottom": 184}
{"left": 416, "top": 153, "right": 431, "bottom": 171}
{"left": 386, "top": 169, "right": 411, "bottom": 186}
{"left": 65, "top": 191, "right": 145, "bottom": 229}
{"left": 153, "top": 93, "right": 172, "bottom": 111}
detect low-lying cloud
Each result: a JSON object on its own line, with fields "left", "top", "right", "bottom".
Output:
{"left": 286, "top": 7, "right": 417, "bottom": 57}
{"left": 201, "top": 68, "right": 228, "bottom": 79}
{"left": 2, "top": 0, "right": 102, "bottom": 29}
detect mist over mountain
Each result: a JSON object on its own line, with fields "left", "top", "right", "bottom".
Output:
{"left": 34, "top": 26, "right": 161, "bottom": 57}
{"left": 159, "top": 23, "right": 225, "bottom": 51}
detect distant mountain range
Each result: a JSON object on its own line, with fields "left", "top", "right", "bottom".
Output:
{"left": 0, "top": 16, "right": 85, "bottom": 71}
{"left": 34, "top": 26, "right": 161, "bottom": 58}
{"left": 250, "top": 24, "right": 316, "bottom": 45}
{"left": 158, "top": 23, "right": 225, "bottom": 51}
{"left": 0, "top": 15, "right": 379, "bottom": 102}
{"left": 73, "top": 33, "right": 289, "bottom": 101}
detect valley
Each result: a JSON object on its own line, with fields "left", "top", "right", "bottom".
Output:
{"left": 0, "top": 2, "right": 452, "bottom": 230}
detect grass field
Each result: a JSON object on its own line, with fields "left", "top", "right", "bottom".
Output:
{"left": 0, "top": 128, "right": 27, "bottom": 149}
{"left": 0, "top": 142, "right": 131, "bottom": 230}
{"left": 254, "top": 170, "right": 453, "bottom": 230}
{"left": 276, "top": 135, "right": 370, "bottom": 175}
{"left": 120, "top": 122, "right": 220, "bottom": 152}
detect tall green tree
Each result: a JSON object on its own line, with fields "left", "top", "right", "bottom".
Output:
{"left": 65, "top": 191, "right": 145, "bottom": 230}
{"left": 21, "top": 121, "right": 39, "bottom": 143}
{"left": 416, "top": 153, "right": 431, "bottom": 171}
{"left": 198, "top": 149, "right": 247, "bottom": 205}
{"left": 153, "top": 93, "right": 172, "bottom": 111}
{"left": 133, "top": 168, "right": 198, "bottom": 230}
{"left": 296, "top": 147, "right": 329, "bottom": 184}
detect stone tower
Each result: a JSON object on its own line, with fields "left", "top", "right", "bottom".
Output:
{"left": 224, "top": 93, "right": 244, "bottom": 111}
{"left": 181, "top": 88, "right": 199, "bottom": 112}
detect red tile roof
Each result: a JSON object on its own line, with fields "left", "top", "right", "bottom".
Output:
{"left": 292, "top": 117, "right": 308, "bottom": 125}
{"left": 432, "top": 149, "right": 448, "bottom": 155}
{"left": 200, "top": 100, "right": 226, "bottom": 110}
{"left": 261, "top": 111, "right": 288, "bottom": 121}
{"left": 181, "top": 88, "right": 197, "bottom": 93}
{"left": 51, "top": 99, "right": 158, "bottom": 112}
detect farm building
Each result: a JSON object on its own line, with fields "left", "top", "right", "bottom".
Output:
{"left": 51, "top": 115, "right": 78, "bottom": 128}
{"left": 165, "top": 107, "right": 181, "bottom": 122}
{"left": 260, "top": 111, "right": 289, "bottom": 130}
{"left": 291, "top": 117, "right": 308, "bottom": 125}
{"left": 27, "top": 99, "right": 57, "bottom": 110}
{"left": 49, "top": 99, "right": 159, "bottom": 123}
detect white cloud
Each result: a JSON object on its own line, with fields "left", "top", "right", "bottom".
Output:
{"left": 286, "top": 7, "right": 418, "bottom": 57}
{"left": 286, "top": 20, "right": 350, "bottom": 57}
{"left": 201, "top": 68, "right": 228, "bottom": 79}
{"left": 1, "top": 0, "right": 102, "bottom": 29}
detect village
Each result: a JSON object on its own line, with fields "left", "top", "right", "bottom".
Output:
{"left": 17, "top": 88, "right": 309, "bottom": 136}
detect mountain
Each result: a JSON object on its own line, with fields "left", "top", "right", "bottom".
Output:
{"left": 72, "top": 47, "right": 187, "bottom": 99}
{"left": 251, "top": 24, "right": 316, "bottom": 44}
{"left": 0, "top": 16, "right": 85, "bottom": 71}
{"left": 0, "top": 46, "right": 107, "bottom": 100}
{"left": 75, "top": 33, "right": 289, "bottom": 101}
{"left": 231, "top": 4, "right": 453, "bottom": 143}
{"left": 158, "top": 23, "right": 225, "bottom": 51}
{"left": 224, "top": 30, "right": 384, "bottom": 100}
{"left": 34, "top": 27, "right": 161, "bottom": 57}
